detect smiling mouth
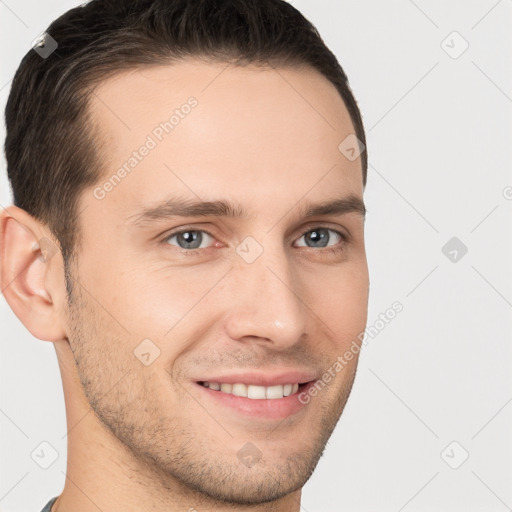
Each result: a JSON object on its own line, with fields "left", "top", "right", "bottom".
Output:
{"left": 197, "top": 381, "right": 311, "bottom": 399}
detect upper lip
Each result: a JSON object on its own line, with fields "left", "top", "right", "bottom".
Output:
{"left": 195, "top": 370, "right": 318, "bottom": 387}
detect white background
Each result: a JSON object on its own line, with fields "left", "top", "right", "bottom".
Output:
{"left": 1, "top": 1, "right": 511, "bottom": 511}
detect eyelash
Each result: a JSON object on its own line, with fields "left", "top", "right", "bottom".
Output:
{"left": 160, "top": 226, "right": 348, "bottom": 255}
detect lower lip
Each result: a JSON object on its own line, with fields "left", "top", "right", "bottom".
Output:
{"left": 194, "top": 381, "right": 317, "bottom": 420}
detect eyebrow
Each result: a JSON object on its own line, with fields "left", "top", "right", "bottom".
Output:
{"left": 127, "top": 194, "right": 366, "bottom": 227}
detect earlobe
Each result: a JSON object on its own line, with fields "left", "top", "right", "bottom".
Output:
{"left": 0, "top": 206, "right": 68, "bottom": 342}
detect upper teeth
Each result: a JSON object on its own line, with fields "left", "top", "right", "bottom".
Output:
{"left": 202, "top": 382, "right": 300, "bottom": 399}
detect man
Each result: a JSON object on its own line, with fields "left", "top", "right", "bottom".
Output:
{"left": 1, "top": 0, "right": 369, "bottom": 510}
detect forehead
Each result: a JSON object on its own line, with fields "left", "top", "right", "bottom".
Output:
{"left": 84, "top": 59, "right": 363, "bottom": 220}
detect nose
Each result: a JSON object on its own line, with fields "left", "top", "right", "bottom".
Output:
{"left": 223, "top": 244, "right": 308, "bottom": 349}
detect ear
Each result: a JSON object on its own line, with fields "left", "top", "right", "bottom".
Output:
{"left": 0, "top": 205, "right": 68, "bottom": 342}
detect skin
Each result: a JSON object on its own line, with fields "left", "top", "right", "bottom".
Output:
{"left": 0, "top": 59, "right": 369, "bottom": 512}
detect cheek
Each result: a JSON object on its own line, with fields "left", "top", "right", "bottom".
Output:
{"left": 311, "top": 265, "right": 369, "bottom": 342}
{"left": 96, "top": 262, "right": 226, "bottom": 355}
{"left": 85, "top": 246, "right": 368, "bottom": 347}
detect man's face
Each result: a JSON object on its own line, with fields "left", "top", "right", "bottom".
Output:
{"left": 65, "top": 60, "right": 369, "bottom": 504}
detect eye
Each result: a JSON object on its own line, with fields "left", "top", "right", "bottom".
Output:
{"left": 294, "top": 227, "right": 345, "bottom": 250}
{"left": 164, "top": 229, "right": 215, "bottom": 250}
{"left": 161, "top": 226, "right": 347, "bottom": 253}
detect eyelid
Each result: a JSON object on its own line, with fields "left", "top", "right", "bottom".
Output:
{"left": 297, "top": 222, "right": 350, "bottom": 241}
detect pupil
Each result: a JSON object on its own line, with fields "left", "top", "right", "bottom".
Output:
{"left": 308, "top": 229, "right": 328, "bottom": 247}
{"left": 179, "top": 231, "right": 201, "bottom": 249}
